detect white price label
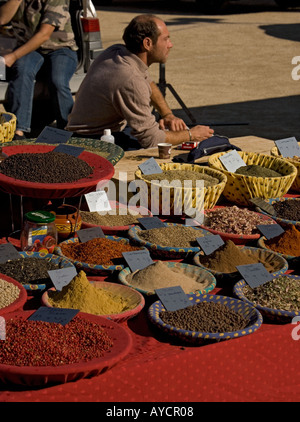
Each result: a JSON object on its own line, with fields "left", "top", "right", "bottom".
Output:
{"left": 84, "top": 190, "right": 112, "bottom": 212}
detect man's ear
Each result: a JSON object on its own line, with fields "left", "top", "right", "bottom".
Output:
{"left": 142, "top": 37, "right": 153, "bottom": 52}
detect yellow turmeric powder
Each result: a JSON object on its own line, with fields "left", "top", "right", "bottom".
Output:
{"left": 48, "top": 270, "right": 130, "bottom": 315}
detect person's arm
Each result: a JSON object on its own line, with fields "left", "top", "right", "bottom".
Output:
{"left": 3, "top": 22, "right": 55, "bottom": 67}
{"left": 0, "top": 0, "right": 22, "bottom": 26}
{"left": 150, "top": 81, "right": 187, "bottom": 131}
{"left": 149, "top": 81, "right": 214, "bottom": 146}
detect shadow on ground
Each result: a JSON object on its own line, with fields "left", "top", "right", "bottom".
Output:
{"left": 171, "top": 95, "right": 300, "bottom": 141}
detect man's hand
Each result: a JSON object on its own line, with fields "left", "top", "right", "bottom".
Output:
{"left": 2, "top": 52, "right": 17, "bottom": 67}
{"left": 159, "top": 113, "right": 187, "bottom": 131}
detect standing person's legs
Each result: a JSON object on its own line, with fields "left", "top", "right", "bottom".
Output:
{"left": 6, "top": 51, "right": 44, "bottom": 137}
{"left": 45, "top": 48, "right": 78, "bottom": 129}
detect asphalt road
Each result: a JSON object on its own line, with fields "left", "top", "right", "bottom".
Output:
{"left": 94, "top": 0, "right": 300, "bottom": 142}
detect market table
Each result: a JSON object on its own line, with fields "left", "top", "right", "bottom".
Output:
{"left": 1, "top": 135, "right": 300, "bottom": 403}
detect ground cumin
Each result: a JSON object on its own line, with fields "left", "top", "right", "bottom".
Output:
{"left": 265, "top": 225, "right": 300, "bottom": 256}
{"left": 126, "top": 260, "right": 211, "bottom": 293}
{"left": 137, "top": 225, "right": 205, "bottom": 247}
{"left": 60, "top": 237, "right": 141, "bottom": 266}
{"left": 48, "top": 271, "right": 130, "bottom": 315}
{"left": 80, "top": 210, "right": 143, "bottom": 226}
{"left": 198, "top": 240, "right": 269, "bottom": 273}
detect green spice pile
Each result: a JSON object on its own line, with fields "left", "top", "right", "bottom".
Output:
{"left": 235, "top": 164, "right": 282, "bottom": 178}
{"left": 80, "top": 210, "right": 143, "bottom": 226}
{"left": 273, "top": 199, "right": 300, "bottom": 221}
{"left": 137, "top": 225, "right": 205, "bottom": 247}
{"left": 0, "top": 151, "right": 93, "bottom": 183}
{"left": 142, "top": 170, "right": 219, "bottom": 187}
{"left": 0, "top": 278, "right": 20, "bottom": 309}
{"left": 242, "top": 275, "right": 300, "bottom": 311}
{"left": 160, "top": 301, "right": 249, "bottom": 333}
{"left": 0, "top": 316, "right": 114, "bottom": 366}
{"left": 0, "top": 257, "right": 59, "bottom": 285}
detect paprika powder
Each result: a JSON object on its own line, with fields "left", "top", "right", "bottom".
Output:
{"left": 264, "top": 225, "right": 300, "bottom": 256}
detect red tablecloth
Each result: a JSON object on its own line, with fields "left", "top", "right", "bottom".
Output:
{"left": 1, "top": 300, "right": 300, "bottom": 403}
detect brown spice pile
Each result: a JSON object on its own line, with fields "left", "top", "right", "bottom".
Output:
{"left": 199, "top": 240, "right": 265, "bottom": 273}
{"left": 137, "top": 225, "right": 204, "bottom": 247}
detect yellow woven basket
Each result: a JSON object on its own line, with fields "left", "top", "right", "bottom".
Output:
{"left": 0, "top": 112, "right": 16, "bottom": 143}
{"left": 134, "top": 162, "right": 227, "bottom": 216}
{"left": 208, "top": 151, "right": 297, "bottom": 206}
{"left": 270, "top": 143, "right": 300, "bottom": 192}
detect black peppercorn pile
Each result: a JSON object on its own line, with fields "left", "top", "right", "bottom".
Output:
{"left": 160, "top": 301, "right": 249, "bottom": 333}
{"left": 273, "top": 199, "right": 300, "bottom": 221}
{"left": 0, "top": 151, "right": 93, "bottom": 183}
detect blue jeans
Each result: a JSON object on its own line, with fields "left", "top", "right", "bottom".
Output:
{"left": 6, "top": 48, "right": 77, "bottom": 133}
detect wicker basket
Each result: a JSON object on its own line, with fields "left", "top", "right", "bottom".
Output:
{"left": 0, "top": 112, "right": 16, "bottom": 143}
{"left": 134, "top": 163, "right": 227, "bottom": 216}
{"left": 270, "top": 143, "right": 300, "bottom": 192}
{"left": 208, "top": 151, "right": 297, "bottom": 206}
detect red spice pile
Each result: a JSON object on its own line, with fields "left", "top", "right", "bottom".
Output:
{"left": 61, "top": 237, "right": 141, "bottom": 266}
{"left": 0, "top": 317, "right": 113, "bottom": 366}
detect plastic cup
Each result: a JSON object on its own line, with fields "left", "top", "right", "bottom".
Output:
{"left": 158, "top": 143, "right": 172, "bottom": 159}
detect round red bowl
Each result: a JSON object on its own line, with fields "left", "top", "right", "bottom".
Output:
{"left": 0, "top": 273, "right": 27, "bottom": 316}
{"left": 196, "top": 206, "right": 276, "bottom": 245}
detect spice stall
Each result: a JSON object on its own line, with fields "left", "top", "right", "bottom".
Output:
{"left": 0, "top": 135, "right": 300, "bottom": 403}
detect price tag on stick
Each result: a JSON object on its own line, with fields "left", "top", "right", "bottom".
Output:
{"left": 53, "top": 144, "right": 84, "bottom": 157}
{"left": 138, "top": 217, "right": 166, "bottom": 229}
{"left": 155, "top": 286, "right": 191, "bottom": 312}
{"left": 219, "top": 150, "right": 246, "bottom": 173}
{"left": 257, "top": 223, "right": 284, "bottom": 240}
{"left": 0, "top": 243, "right": 21, "bottom": 264}
{"left": 48, "top": 267, "right": 77, "bottom": 291}
{"left": 35, "top": 126, "right": 73, "bottom": 144}
{"left": 122, "top": 249, "right": 154, "bottom": 272}
{"left": 77, "top": 227, "right": 105, "bottom": 242}
{"left": 275, "top": 137, "right": 300, "bottom": 158}
{"left": 84, "top": 191, "right": 112, "bottom": 212}
{"left": 28, "top": 306, "right": 79, "bottom": 326}
{"left": 197, "top": 234, "right": 224, "bottom": 255}
{"left": 236, "top": 263, "right": 273, "bottom": 288}
{"left": 138, "top": 157, "right": 163, "bottom": 175}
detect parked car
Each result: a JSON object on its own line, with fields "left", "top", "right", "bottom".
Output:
{"left": 0, "top": 0, "right": 103, "bottom": 134}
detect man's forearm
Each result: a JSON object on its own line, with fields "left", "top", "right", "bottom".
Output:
{"left": 150, "top": 81, "right": 173, "bottom": 118}
{"left": 0, "top": 0, "right": 22, "bottom": 26}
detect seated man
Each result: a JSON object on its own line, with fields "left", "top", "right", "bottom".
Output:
{"left": 0, "top": 0, "right": 78, "bottom": 139}
{"left": 66, "top": 14, "right": 214, "bottom": 150}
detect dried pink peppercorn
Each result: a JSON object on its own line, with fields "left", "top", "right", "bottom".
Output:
{"left": 0, "top": 316, "right": 114, "bottom": 367}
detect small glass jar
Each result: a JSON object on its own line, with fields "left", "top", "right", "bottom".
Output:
{"left": 20, "top": 210, "right": 58, "bottom": 253}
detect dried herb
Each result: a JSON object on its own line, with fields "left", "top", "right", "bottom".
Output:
{"left": 235, "top": 164, "right": 282, "bottom": 178}
{"left": 242, "top": 275, "right": 300, "bottom": 311}
{"left": 0, "top": 257, "right": 59, "bottom": 285}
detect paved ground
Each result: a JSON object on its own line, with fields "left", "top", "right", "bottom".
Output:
{"left": 94, "top": 0, "right": 300, "bottom": 143}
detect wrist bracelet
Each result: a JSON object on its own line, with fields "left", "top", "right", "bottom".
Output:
{"left": 161, "top": 112, "right": 173, "bottom": 119}
{"left": 187, "top": 128, "right": 193, "bottom": 142}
